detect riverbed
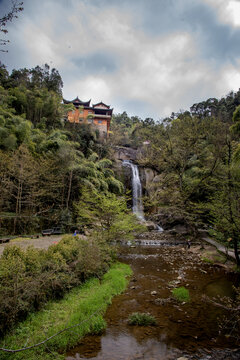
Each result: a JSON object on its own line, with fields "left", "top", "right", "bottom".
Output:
{"left": 66, "top": 244, "right": 239, "bottom": 360}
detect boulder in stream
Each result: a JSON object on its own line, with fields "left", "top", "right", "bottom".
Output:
{"left": 144, "top": 221, "right": 159, "bottom": 231}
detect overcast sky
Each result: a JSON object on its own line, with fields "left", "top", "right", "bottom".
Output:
{"left": 1, "top": 0, "right": 240, "bottom": 119}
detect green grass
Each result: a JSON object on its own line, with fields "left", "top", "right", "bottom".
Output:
{"left": 171, "top": 286, "right": 190, "bottom": 302}
{"left": 214, "top": 255, "right": 226, "bottom": 263}
{"left": 201, "top": 252, "right": 226, "bottom": 264}
{"left": 0, "top": 262, "right": 132, "bottom": 360}
{"left": 201, "top": 256, "right": 214, "bottom": 264}
{"left": 128, "top": 312, "right": 157, "bottom": 326}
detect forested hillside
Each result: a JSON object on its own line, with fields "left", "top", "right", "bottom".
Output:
{"left": 111, "top": 91, "right": 240, "bottom": 265}
{"left": 1, "top": 2, "right": 240, "bottom": 358}
{"left": 1, "top": 60, "right": 240, "bottom": 263}
{"left": 1, "top": 60, "right": 240, "bottom": 359}
{"left": 0, "top": 62, "right": 137, "bottom": 237}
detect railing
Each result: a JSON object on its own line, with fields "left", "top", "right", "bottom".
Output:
{"left": 93, "top": 114, "right": 111, "bottom": 118}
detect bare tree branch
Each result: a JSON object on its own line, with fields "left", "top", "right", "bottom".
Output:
{"left": 0, "top": 1, "right": 24, "bottom": 52}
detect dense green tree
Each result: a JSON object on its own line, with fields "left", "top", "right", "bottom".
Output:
{"left": 75, "top": 186, "right": 145, "bottom": 242}
{"left": 0, "top": 63, "right": 9, "bottom": 86}
{"left": 231, "top": 105, "right": 240, "bottom": 133}
{"left": 0, "top": 63, "right": 124, "bottom": 235}
{"left": 111, "top": 91, "right": 240, "bottom": 266}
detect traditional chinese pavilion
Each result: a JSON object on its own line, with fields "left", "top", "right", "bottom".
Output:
{"left": 63, "top": 97, "right": 113, "bottom": 138}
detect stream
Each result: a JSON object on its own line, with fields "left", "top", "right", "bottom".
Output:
{"left": 66, "top": 243, "right": 239, "bottom": 360}
{"left": 66, "top": 161, "right": 239, "bottom": 359}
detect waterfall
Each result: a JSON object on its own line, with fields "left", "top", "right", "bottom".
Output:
{"left": 123, "top": 160, "right": 145, "bottom": 220}
{"left": 123, "top": 160, "right": 164, "bottom": 232}
{"left": 156, "top": 224, "right": 164, "bottom": 232}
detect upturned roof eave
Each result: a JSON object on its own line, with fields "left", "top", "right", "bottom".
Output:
{"left": 63, "top": 97, "right": 91, "bottom": 106}
{"left": 92, "top": 101, "right": 111, "bottom": 109}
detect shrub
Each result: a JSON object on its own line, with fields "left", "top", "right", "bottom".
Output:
{"left": 0, "top": 263, "right": 132, "bottom": 360}
{"left": 172, "top": 287, "right": 190, "bottom": 302}
{"left": 128, "top": 312, "right": 157, "bottom": 326}
{"left": 0, "top": 235, "right": 114, "bottom": 336}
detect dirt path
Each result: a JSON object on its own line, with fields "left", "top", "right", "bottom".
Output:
{"left": 202, "top": 236, "right": 236, "bottom": 260}
{"left": 0, "top": 235, "right": 64, "bottom": 257}
{"left": 197, "top": 229, "right": 236, "bottom": 261}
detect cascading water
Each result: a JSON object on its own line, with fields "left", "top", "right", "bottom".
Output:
{"left": 123, "top": 160, "right": 164, "bottom": 232}
{"left": 156, "top": 224, "right": 164, "bottom": 232}
{"left": 123, "top": 160, "right": 145, "bottom": 221}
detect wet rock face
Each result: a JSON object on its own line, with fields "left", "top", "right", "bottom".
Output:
{"left": 151, "top": 208, "right": 195, "bottom": 236}
{"left": 111, "top": 148, "right": 196, "bottom": 237}
{"left": 121, "top": 163, "right": 132, "bottom": 191}
{"left": 112, "top": 146, "right": 158, "bottom": 198}
{"left": 167, "top": 225, "right": 190, "bottom": 236}
{"left": 138, "top": 167, "right": 157, "bottom": 196}
{"left": 119, "top": 165, "right": 157, "bottom": 197}
{"left": 112, "top": 146, "right": 138, "bottom": 161}
{"left": 112, "top": 147, "right": 138, "bottom": 193}
{"left": 144, "top": 221, "right": 159, "bottom": 231}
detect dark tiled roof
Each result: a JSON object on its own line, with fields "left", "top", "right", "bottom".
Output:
{"left": 63, "top": 97, "right": 91, "bottom": 107}
{"left": 92, "top": 101, "right": 110, "bottom": 109}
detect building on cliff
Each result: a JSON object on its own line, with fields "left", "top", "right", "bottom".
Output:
{"left": 63, "top": 97, "right": 113, "bottom": 138}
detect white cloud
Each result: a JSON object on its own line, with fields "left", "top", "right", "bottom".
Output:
{"left": 60, "top": 4, "right": 240, "bottom": 118}
{"left": 222, "top": 61, "right": 240, "bottom": 90}
{"left": 22, "top": 23, "right": 56, "bottom": 65}
{"left": 203, "top": 0, "right": 240, "bottom": 27}
{"left": 64, "top": 76, "right": 111, "bottom": 103}
{"left": 227, "top": 1, "right": 240, "bottom": 26}
{"left": 2, "top": 0, "right": 240, "bottom": 119}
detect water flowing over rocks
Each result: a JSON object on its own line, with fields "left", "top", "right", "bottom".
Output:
{"left": 143, "top": 220, "right": 159, "bottom": 231}
{"left": 121, "top": 158, "right": 165, "bottom": 232}
{"left": 135, "top": 228, "right": 189, "bottom": 245}
{"left": 151, "top": 208, "right": 198, "bottom": 236}
{"left": 66, "top": 244, "right": 239, "bottom": 360}
{"left": 112, "top": 146, "right": 158, "bottom": 197}
{"left": 123, "top": 160, "right": 145, "bottom": 220}
{"left": 112, "top": 146, "right": 198, "bottom": 236}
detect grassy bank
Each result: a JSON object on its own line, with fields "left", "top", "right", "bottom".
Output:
{"left": 0, "top": 235, "right": 116, "bottom": 335}
{"left": 0, "top": 262, "right": 132, "bottom": 360}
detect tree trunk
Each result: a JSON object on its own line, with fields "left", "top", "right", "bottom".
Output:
{"left": 227, "top": 140, "right": 240, "bottom": 267}
{"left": 66, "top": 170, "right": 73, "bottom": 210}
{"left": 14, "top": 178, "right": 22, "bottom": 234}
{"left": 233, "top": 232, "right": 240, "bottom": 266}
